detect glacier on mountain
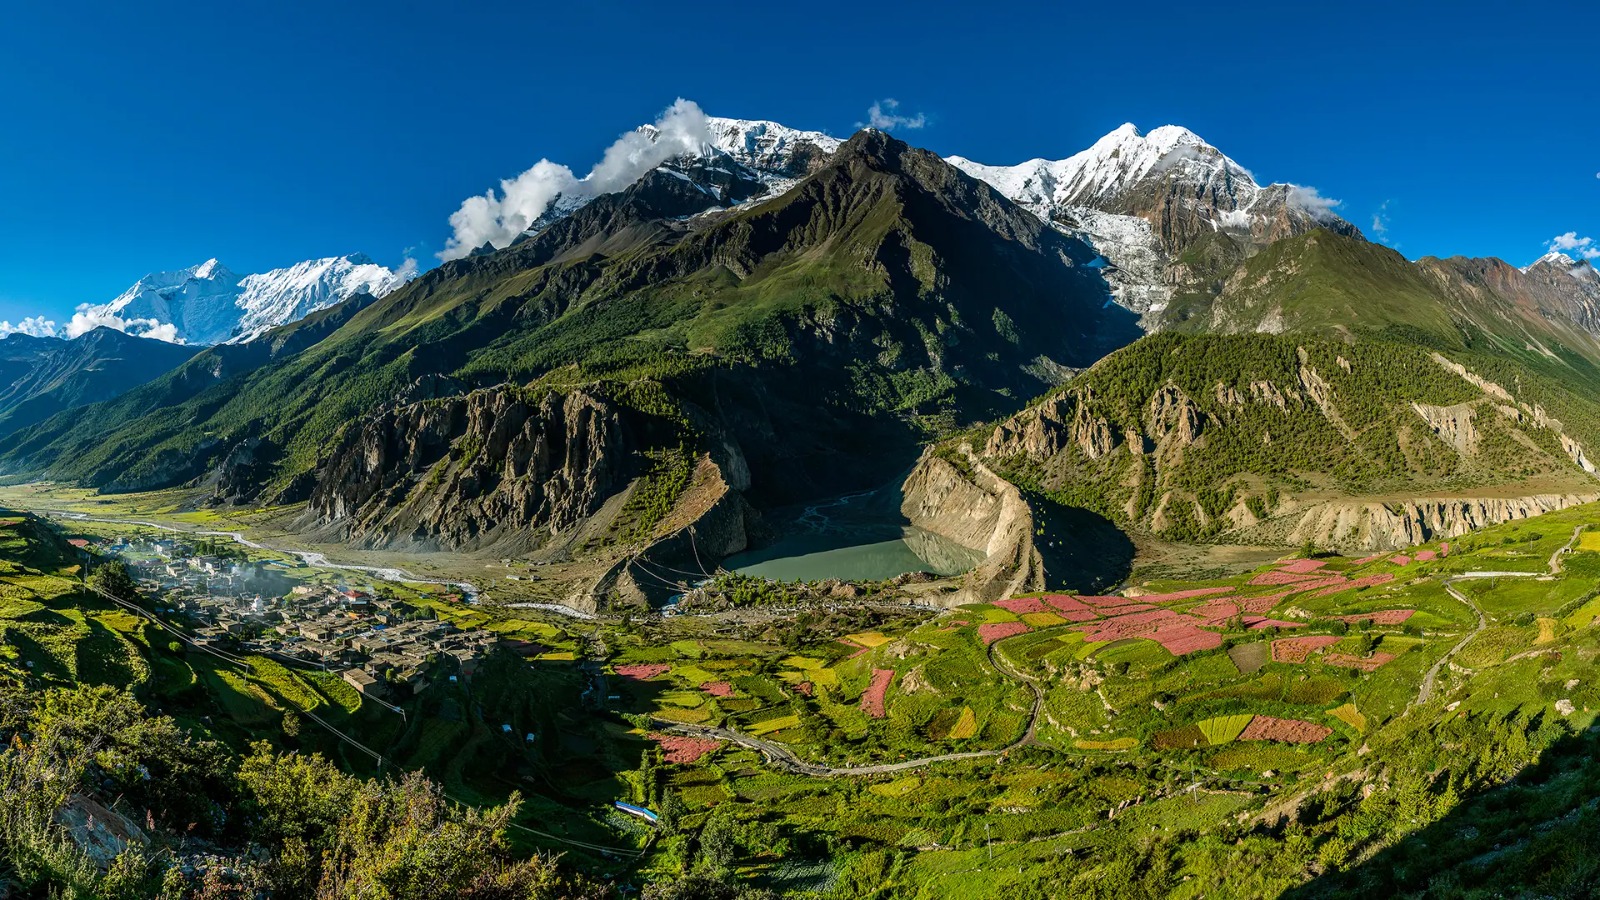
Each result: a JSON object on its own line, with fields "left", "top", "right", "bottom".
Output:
{"left": 73, "top": 255, "right": 411, "bottom": 346}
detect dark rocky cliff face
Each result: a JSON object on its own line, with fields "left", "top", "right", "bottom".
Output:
{"left": 308, "top": 387, "right": 635, "bottom": 551}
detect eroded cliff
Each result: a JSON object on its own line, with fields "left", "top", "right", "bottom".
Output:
{"left": 306, "top": 386, "right": 637, "bottom": 552}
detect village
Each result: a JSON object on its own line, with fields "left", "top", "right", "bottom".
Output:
{"left": 88, "top": 532, "right": 500, "bottom": 702}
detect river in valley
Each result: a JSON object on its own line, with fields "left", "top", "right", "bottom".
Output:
{"left": 722, "top": 490, "right": 984, "bottom": 582}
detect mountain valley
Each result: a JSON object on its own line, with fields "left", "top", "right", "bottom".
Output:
{"left": 6, "top": 106, "right": 1600, "bottom": 899}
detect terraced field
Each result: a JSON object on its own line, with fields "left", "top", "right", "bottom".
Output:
{"left": 12, "top": 499, "right": 1600, "bottom": 897}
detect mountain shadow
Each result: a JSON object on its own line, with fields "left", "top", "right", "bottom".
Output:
{"left": 1283, "top": 716, "right": 1600, "bottom": 898}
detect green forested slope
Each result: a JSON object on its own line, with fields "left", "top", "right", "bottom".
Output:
{"left": 0, "top": 131, "right": 1137, "bottom": 512}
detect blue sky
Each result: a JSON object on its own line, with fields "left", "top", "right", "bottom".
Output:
{"left": 1, "top": 0, "right": 1596, "bottom": 328}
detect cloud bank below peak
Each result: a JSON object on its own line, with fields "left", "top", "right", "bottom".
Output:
{"left": 0, "top": 310, "right": 183, "bottom": 343}
{"left": 65, "top": 307, "right": 183, "bottom": 343}
{"left": 439, "top": 98, "right": 715, "bottom": 261}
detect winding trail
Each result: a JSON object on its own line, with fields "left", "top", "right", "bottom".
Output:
{"left": 1552, "top": 525, "right": 1584, "bottom": 576}
{"left": 654, "top": 630, "right": 1047, "bottom": 777}
{"left": 1420, "top": 579, "right": 1488, "bottom": 706}
{"left": 1416, "top": 526, "right": 1583, "bottom": 706}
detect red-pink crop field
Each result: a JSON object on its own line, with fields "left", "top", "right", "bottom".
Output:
{"left": 1187, "top": 600, "right": 1240, "bottom": 625}
{"left": 1440, "top": 542, "right": 1450, "bottom": 556}
{"left": 1278, "top": 559, "right": 1327, "bottom": 574}
{"left": 1414, "top": 550, "right": 1437, "bottom": 562}
{"left": 995, "top": 597, "right": 1049, "bottom": 613}
{"left": 1323, "top": 652, "right": 1396, "bottom": 671}
{"left": 1335, "top": 609, "right": 1415, "bottom": 625}
{"left": 1239, "top": 592, "right": 1290, "bottom": 613}
{"left": 1078, "top": 595, "right": 1140, "bottom": 608}
{"left": 649, "top": 734, "right": 724, "bottom": 764}
{"left": 1149, "top": 623, "right": 1223, "bottom": 654}
{"left": 1041, "top": 595, "right": 1100, "bottom": 621}
{"left": 1285, "top": 576, "right": 1353, "bottom": 595}
{"left": 1239, "top": 716, "right": 1332, "bottom": 743}
{"left": 1389, "top": 554, "right": 1412, "bottom": 566}
{"left": 1073, "top": 609, "right": 1222, "bottom": 655}
{"left": 1076, "top": 608, "right": 1185, "bottom": 642}
{"left": 861, "top": 669, "right": 895, "bottom": 718}
{"left": 1352, "top": 553, "right": 1386, "bottom": 564}
{"left": 701, "top": 681, "right": 734, "bottom": 697}
{"left": 978, "top": 622, "right": 1030, "bottom": 646}
{"left": 1042, "top": 594, "right": 1090, "bottom": 612}
{"left": 1271, "top": 635, "right": 1341, "bottom": 662}
{"left": 615, "top": 663, "right": 671, "bottom": 680}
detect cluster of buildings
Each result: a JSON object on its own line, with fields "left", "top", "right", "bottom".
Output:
{"left": 98, "top": 535, "right": 498, "bottom": 701}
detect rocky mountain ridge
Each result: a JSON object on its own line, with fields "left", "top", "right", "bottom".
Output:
{"left": 0, "top": 131, "right": 1145, "bottom": 608}
{"left": 0, "top": 327, "right": 198, "bottom": 441}
{"left": 974, "top": 332, "right": 1600, "bottom": 551}
{"left": 303, "top": 386, "right": 640, "bottom": 553}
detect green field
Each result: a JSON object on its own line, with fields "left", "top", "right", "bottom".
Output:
{"left": 8, "top": 498, "right": 1600, "bottom": 898}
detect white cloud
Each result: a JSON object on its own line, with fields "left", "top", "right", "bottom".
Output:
{"left": 859, "top": 98, "right": 926, "bottom": 132}
{"left": 1287, "top": 184, "right": 1342, "bottom": 221}
{"left": 1548, "top": 232, "right": 1600, "bottom": 260}
{"left": 439, "top": 98, "right": 712, "bottom": 261}
{"left": 0, "top": 315, "right": 59, "bottom": 338}
{"left": 1370, "top": 200, "right": 1394, "bottom": 244}
{"left": 64, "top": 305, "right": 184, "bottom": 343}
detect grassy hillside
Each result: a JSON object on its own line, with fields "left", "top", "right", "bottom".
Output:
{"left": 972, "top": 231, "right": 1600, "bottom": 548}
{"left": 980, "top": 332, "right": 1600, "bottom": 545}
{"left": 1163, "top": 229, "right": 1600, "bottom": 381}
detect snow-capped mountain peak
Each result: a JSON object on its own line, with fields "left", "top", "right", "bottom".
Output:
{"left": 948, "top": 122, "right": 1255, "bottom": 214}
{"left": 1524, "top": 250, "right": 1587, "bottom": 274}
{"left": 510, "top": 115, "right": 845, "bottom": 245}
{"left": 228, "top": 255, "right": 410, "bottom": 344}
{"left": 190, "top": 258, "right": 230, "bottom": 280}
{"left": 703, "top": 117, "right": 842, "bottom": 175}
{"left": 86, "top": 254, "right": 413, "bottom": 345}
{"left": 947, "top": 122, "right": 1358, "bottom": 317}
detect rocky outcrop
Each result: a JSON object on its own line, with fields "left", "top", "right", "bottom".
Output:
{"left": 1147, "top": 383, "right": 1204, "bottom": 447}
{"left": 1430, "top": 353, "right": 1513, "bottom": 402}
{"left": 985, "top": 390, "right": 1120, "bottom": 461}
{"left": 1284, "top": 492, "right": 1600, "bottom": 551}
{"left": 56, "top": 794, "right": 148, "bottom": 870}
{"left": 307, "top": 386, "right": 634, "bottom": 551}
{"left": 211, "top": 436, "right": 272, "bottom": 503}
{"left": 900, "top": 447, "right": 1045, "bottom": 607}
{"left": 1428, "top": 355, "right": 1600, "bottom": 474}
{"left": 570, "top": 455, "right": 757, "bottom": 613}
{"left": 1411, "top": 402, "right": 1479, "bottom": 454}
